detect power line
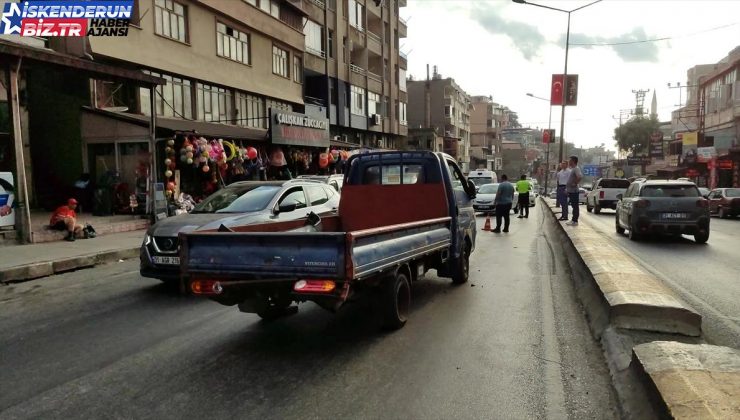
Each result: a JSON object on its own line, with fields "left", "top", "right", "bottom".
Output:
{"left": 570, "top": 22, "right": 740, "bottom": 46}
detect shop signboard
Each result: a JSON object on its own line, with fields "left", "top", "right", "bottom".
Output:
{"left": 718, "top": 159, "right": 733, "bottom": 170}
{"left": 696, "top": 147, "right": 717, "bottom": 163}
{"left": 582, "top": 165, "right": 600, "bottom": 177}
{"left": 627, "top": 157, "right": 651, "bottom": 166}
{"left": 650, "top": 131, "right": 664, "bottom": 158}
{"left": 270, "top": 110, "right": 330, "bottom": 148}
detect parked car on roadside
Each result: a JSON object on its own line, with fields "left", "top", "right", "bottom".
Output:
{"left": 698, "top": 187, "right": 710, "bottom": 198}
{"left": 615, "top": 180, "right": 710, "bottom": 243}
{"left": 586, "top": 178, "right": 631, "bottom": 214}
{"left": 579, "top": 188, "right": 587, "bottom": 204}
{"left": 140, "top": 180, "right": 340, "bottom": 283}
{"left": 707, "top": 188, "right": 740, "bottom": 218}
{"left": 472, "top": 183, "right": 519, "bottom": 214}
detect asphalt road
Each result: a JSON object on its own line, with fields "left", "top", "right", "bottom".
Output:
{"left": 0, "top": 205, "right": 618, "bottom": 420}
{"left": 578, "top": 205, "right": 740, "bottom": 349}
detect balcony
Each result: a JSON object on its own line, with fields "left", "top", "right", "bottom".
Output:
{"left": 398, "top": 17, "right": 407, "bottom": 38}
{"left": 350, "top": 64, "right": 367, "bottom": 87}
{"left": 349, "top": 24, "right": 366, "bottom": 48}
{"left": 399, "top": 51, "right": 407, "bottom": 69}
{"left": 304, "top": 52, "right": 326, "bottom": 74}
{"left": 367, "top": 31, "right": 382, "bottom": 56}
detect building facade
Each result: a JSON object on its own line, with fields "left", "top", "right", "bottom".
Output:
{"left": 469, "top": 96, "right": 505, "bottom": 171}
{"left": 407, "top": 69, "right": 472, "bottom": 171}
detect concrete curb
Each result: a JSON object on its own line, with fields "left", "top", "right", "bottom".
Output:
{"left": 539, "top": 197, "right": 701, "bottom": 337}
{"left": 0, "top": 247, "right": 139, "bottom": 284}
{"left": 632, "top": 341, "right": 740, "bottom": 419}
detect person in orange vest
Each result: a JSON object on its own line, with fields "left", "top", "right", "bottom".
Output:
{"left": 50, "top": 198, "right": 84, "bottom": 241}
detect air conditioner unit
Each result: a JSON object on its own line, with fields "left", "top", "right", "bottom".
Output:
{"left": 371, "top": 114, "right": 382, "bottom": 125}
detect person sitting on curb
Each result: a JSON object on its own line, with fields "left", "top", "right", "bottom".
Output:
{"left": 50, "top": 198, "right": 84, "bottom": 241}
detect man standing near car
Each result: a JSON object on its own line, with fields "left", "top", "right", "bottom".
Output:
{"left": 565, "top": 156, "right": 583, "bottom": 226}
{"left": 492, "top": 174, "right": 515, "bottom": 233}
{"left": 516, "top": 175, "right": 531, "bottom": 219}
{"left": 556, "top": 161, "right": 571, "bottom": 221}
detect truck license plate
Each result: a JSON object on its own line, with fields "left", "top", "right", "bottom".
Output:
{"left": 661, "top": 213, "right": 688, "bottom": 219}
{"left": 153, "top": 256, "right": 180, "bottom": 265}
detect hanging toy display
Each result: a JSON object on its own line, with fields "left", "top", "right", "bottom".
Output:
{"left": 163, "top": 137, "right": 177, "bottom": 199}
{"left": 319, "top": 153, "right": 329, "bottom": 169}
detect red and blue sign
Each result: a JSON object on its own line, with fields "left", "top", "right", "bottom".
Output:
{"left": 1, "top": 1, "right": 133, "bottom": 37}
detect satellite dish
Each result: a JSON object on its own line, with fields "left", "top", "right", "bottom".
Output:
{"left": 102, "top": 106, "right": 129, "bottom": 112}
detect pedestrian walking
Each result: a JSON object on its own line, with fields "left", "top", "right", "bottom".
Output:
{"left": 515, "top": 175, "right": 531, "bottom": 218}
{"left": 492, "top": 174, "right": 515, "bottom": 233}
{"left": 555, "top": 161, "right": 571, "bottom": 221}
{"left": 565, "top": 156, "right": 583, "bottom": 226}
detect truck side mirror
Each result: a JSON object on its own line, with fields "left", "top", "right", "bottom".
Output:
{"left": 466, "top": 179, "right": 477, "bottom": 198}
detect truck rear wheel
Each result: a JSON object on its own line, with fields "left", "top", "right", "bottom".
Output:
{"left": 381, "top": 272, "right": 410, "bottom": 330}
{"left": 451, "top": 245, "right": 470, "bottom": 285}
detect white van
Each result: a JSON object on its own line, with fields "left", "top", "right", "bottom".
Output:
{"left": 468, "top": 170, "right": 497, "bottom": 191}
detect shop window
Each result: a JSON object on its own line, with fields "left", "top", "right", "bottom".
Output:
{"left": 154, "top": 0, "right": 187, "bottom": 43}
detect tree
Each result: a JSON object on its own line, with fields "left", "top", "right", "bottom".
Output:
{"left": 507, "top": 112, "right": 522, "bottom": 128}
{"left": 614, "top": 115, "right": 659, "bottom": 155}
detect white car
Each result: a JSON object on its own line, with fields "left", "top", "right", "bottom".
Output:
{"left": 472, "top": 183, "right": 519, "bottom": 214}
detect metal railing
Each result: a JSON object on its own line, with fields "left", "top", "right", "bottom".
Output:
{"left": 399, "top": 51, "right": 407, "bottom": 59}
{"left": 350, "top": 64, "right": 366, "bottom": 75}
{"left": 399, "top": 16, "right": 407, "bottom": 25}
{"left": 350, "top": 22, "right": 365, "bottom": 33}
{"left": 306, "top": 46, "right": 326, "bottom": 58}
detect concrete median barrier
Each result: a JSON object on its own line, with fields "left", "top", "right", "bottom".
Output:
{"left": 632, "top": 341, "right": 740, "bottom": 419}
{"left": 540, "top": 197, "right": 701, "bottom": 337}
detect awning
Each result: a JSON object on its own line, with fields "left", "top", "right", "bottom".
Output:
{"left": 0, "top": 39, "right": 164, "bottom": 86}
{"left": 82, "top": 107, "right": 269, "bottom": 141}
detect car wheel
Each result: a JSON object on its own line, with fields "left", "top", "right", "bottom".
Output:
{"left": 594, "top": 204, "right": 601, "bottom": 215}
{"left": 628, "top": 226, "right": 640, "bottom": 241}
{"left": 451, "top": 244, "right": 470, "bottom": 285}
{"left": 694, "top": 231, "right": 709, "bottom": 244}
{"left": 615, "top": 216, "right": 625, "bottom": 234}
{"left": 719, "top": 207, "right": 727, "bottom": 219}
{"left": 381, "top": 271, "right": 411, "bottom": 330}
{"left": 586, "top": 203, "right": 593, "bottom": 212}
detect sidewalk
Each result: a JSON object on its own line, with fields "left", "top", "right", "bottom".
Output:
{"left": 0, "top": 230, "right": 144, "bottom": 283}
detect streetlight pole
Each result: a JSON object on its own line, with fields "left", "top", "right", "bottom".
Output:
{"left": 513, "top": 0, "right": 602, "bottom": 164}
{"left": 526, "top": 93, "right": 552, "bottom": 193}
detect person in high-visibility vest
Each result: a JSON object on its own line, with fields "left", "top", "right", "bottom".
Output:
{"left": 515, "top": 175, "right": 532, "bottom": 219}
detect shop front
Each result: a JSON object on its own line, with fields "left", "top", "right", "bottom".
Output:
{"left": 82, "top": 108, "right": 268, "bottom": 215}
{"left": 269, "top": 109, "right": 346, "bottom": 177}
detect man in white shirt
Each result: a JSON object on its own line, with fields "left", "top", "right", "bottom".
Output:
{"left": 565, "top": 156, "right": 583, "bottom": 226}
{"left": 555, "top": 161, "right": 571, "bottom": 221}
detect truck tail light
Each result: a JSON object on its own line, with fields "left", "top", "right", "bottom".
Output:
{"left": 191, "top": 280, "right": 223, "bottom": 295}
{"left": 635, "top": 200, "right": 651, "bottom": 208}
{"left": 696, "top": 199, "right": 708, "bottom": 208}
{"left": 294, "top": 279, "right": 336, "bottom": 293}
{"left": 599, "top": 190, "right": 605, "bottom": 199}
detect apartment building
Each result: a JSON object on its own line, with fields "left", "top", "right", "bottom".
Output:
{"left": 407, "top": 69, "right": 472, "bottom": 171}
{"left": 300, "top": 0, "right": 408, "bottom": 149}
{"left": 470, "top": 96, "right": 505, "bottom": 171}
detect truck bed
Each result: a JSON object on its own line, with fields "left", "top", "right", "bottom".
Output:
{"left": 180, "top": 217, "right": 452, "bottom": 283}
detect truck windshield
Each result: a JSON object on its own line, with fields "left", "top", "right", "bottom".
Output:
{"left": 192, "top": 185, "right": 281, "bottom": 213}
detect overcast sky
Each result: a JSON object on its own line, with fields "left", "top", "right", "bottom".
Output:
{"left": 400, "top": 0, "right": 740, "bottom": 151}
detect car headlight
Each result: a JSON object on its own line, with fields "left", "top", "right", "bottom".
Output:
{"left": 143, "top": 234, "right": 152, "bottom": 246}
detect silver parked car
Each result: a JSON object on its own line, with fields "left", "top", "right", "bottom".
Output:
{"left": 472, "top": 183, "right": 519, "bottom": 214}
{"left": 615, "top": 180, "right": 710, "bottom": 243}
{"left": 140, "top": 180, "right": 340, "bottom": 283}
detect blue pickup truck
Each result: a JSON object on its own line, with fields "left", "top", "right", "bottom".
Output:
{"left": 179, "top": 151, "right": 477, "bottom": 329}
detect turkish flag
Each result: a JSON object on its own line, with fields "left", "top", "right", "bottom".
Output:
{"left": 551, "top": 74, "right": 564, "bottom": 106}
{"left": 542, "top": 130, "right": 551, "bottom": 144}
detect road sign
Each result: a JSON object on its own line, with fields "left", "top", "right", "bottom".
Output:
{"left": 582, "top": 165, "right": 601, "bottom": 177}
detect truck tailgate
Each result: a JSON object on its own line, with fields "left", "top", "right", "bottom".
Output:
{"left": 180, "top": 232, "right": 347, "bottom": 280}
